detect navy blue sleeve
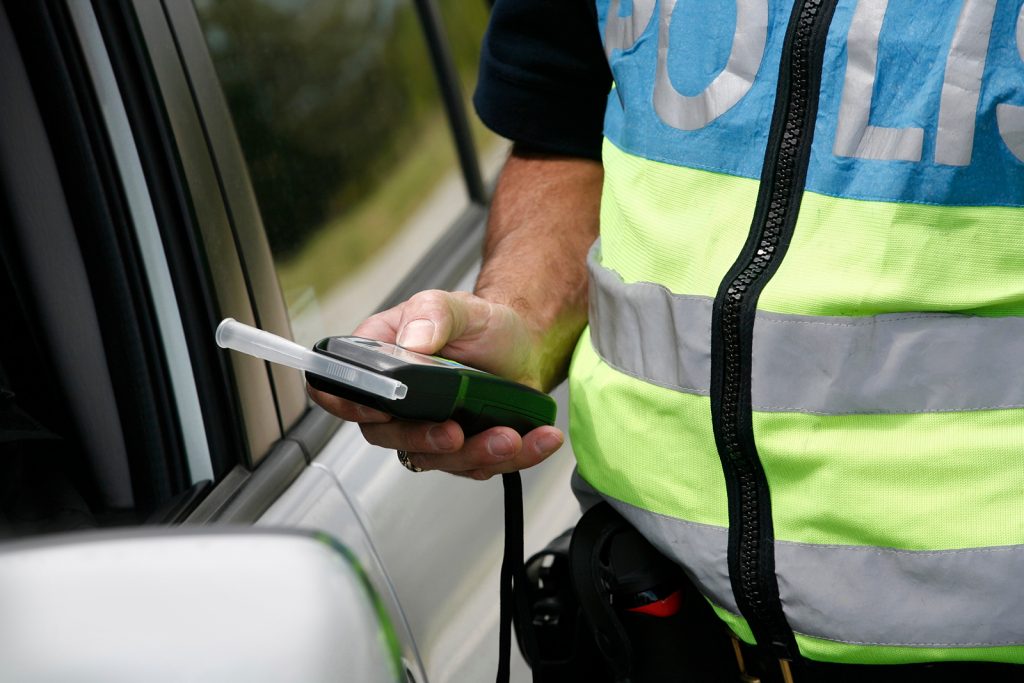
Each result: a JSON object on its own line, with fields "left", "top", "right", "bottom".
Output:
{"left": 473, "top": 0, "right": 612, "bottom": 161}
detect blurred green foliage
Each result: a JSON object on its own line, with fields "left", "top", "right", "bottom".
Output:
{"left": 194, "top": 0, "right": 490, "bottom": 260}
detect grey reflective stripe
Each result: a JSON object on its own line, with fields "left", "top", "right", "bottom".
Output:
{"left": 998, "top": 6, "right": 1024, "bottom": 162}
{"left": 588, "top": 243, "right": 1024, "bottom": 415}
{"left": 753, "top": 308, "right": 1024, "bottom": 414}
{"left": 935, "top": 0, "right": 996, "bottom": 167}
{"left": 604, "top": 494, "right": 1024, "bottom": 647}
{"left": 587, "top": 245, "right": 711, "bottom": 396}
{"left": 778, "top": 541, "right": 1024, "bottom": 647}
{"left": 653, "top": 0, "right": 768, "bottom": 131}
{"left": 833, "top": 0, "right": 924, "bottom": 162}
{"left": 604, "top": 0, "right": 656, "bottom": 57}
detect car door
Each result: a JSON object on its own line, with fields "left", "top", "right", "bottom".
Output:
{"left": 2, "top": 1, "right": 582, "bottom": 681}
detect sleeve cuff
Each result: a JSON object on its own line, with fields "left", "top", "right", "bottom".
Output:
{"left": 473, "top": 66, "right": 607, "bottom": 162}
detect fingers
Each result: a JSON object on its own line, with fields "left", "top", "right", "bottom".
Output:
{"left": 360, "top": 419, "right": 464, "bottom": 454}
{"left": 392, "top": 290, "right": 463, "bottom": 353}
{"left": 347, "top": 290, "right": 469, "bottom": 355}
{"left": 352, "top": 309, "right": 402, "bottom": 344}
{"left": 307, "top": 385, "right": 392, "bottom": 424}
{"left": 311, "top": 373, "right": 565, "bottom": 480}
{"left": 397, "top": 425, "right": 565, "bottom": 480}
{"left": 349, "top": 291, "right": 461, "bottom": 349}
{"left": 390, "top": 290, "right": 498, "bottom": 355}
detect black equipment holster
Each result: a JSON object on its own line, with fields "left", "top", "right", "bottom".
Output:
{"left": 515, "top": 502, "right": 737, "bottom": 683}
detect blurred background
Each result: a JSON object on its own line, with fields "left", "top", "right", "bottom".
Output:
{"left": 194, "top": 0, "right": 506, "bottom": 345}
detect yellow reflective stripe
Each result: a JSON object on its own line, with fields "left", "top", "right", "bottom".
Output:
{"left": 757, "top": 408, "right": 1024, "bottom": 550}
{"left": 764, "top": 190, "right": 1024, "bottom": 317}
{"left": 601, "top": 140, "right": 1024, "bottom": 317}
{"left": 599, "top": 139, "right": 755, "bottom": 298}
{"left": 795, "top": 633, "right": 1024, "bottom": 666}
{"left": 568, "top": 334, "right": 728, "bottom": 528}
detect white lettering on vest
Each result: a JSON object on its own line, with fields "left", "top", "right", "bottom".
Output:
{"left": 605, "top": 0, "right": 657, "bottom": 58}
{"left": 834, "top": 0, "right": 925, "bottom": 162}
{"left": 935, "top": 0, "right": 997, "bottom": 166}
{"left": 653, "top": 0, "right": 769, "bottom": 131}
{"left": 997, "top": 5, "right": 1024, "bottom": 162}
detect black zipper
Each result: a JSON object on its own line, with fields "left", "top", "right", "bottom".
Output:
{"left": 709, "top": 0, "right": 838, "bottom": 660}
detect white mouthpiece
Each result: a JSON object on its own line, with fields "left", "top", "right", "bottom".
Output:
{"left": 216, "top": 319, "right": 407, "bottom": 401}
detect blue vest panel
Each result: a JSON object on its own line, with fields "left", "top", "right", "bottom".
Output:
{"left": 599, "top": 0, "right": 1024, "bottom": 207}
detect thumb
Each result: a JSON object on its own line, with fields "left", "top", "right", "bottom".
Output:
{"left": 394, "top": 290, "right": 468, "bottom": 354}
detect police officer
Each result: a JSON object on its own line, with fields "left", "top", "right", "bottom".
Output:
{"left": 310, "top": 0, "right": 1024, "bottom": 679}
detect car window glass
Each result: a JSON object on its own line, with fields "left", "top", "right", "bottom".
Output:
{"left": 436, "top": 1, "right": 510, "bottom": 182}
{"left": 194, "top": 0, "right": 476, "bottom": 346}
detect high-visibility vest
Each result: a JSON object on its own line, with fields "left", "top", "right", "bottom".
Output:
{"left": 569, "top": 0, "right": 1024, "bottom": 665}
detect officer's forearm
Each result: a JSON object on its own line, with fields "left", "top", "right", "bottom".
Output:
{"left": 474, "top": 147, "right": 603, "bottom": 391}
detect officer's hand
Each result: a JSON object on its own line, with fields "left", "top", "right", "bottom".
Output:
{"left": 307, "top": 290, "right": 565, "bottom": 480}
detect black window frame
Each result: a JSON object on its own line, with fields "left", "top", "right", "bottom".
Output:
{"left": 0, "top": 0, "right": 210, "bottom": 523}
{"left": 93, "top": 0, "right": 287, "bottom": 476}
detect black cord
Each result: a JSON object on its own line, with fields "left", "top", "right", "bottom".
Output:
{"left": 497, "top": 471, "right": 524, "bottom": 683}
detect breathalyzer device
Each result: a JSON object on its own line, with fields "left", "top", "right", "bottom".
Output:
{"left": 215, "top": 319, "right": 556, "bottom": 436}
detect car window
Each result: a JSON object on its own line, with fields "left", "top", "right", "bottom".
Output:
{"left": 193, "top": 0, "right": 490, "bottom": 346}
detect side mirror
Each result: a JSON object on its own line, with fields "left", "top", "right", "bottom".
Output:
{"left": 0, "top": 529, "right": 403, "bottom": 682}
